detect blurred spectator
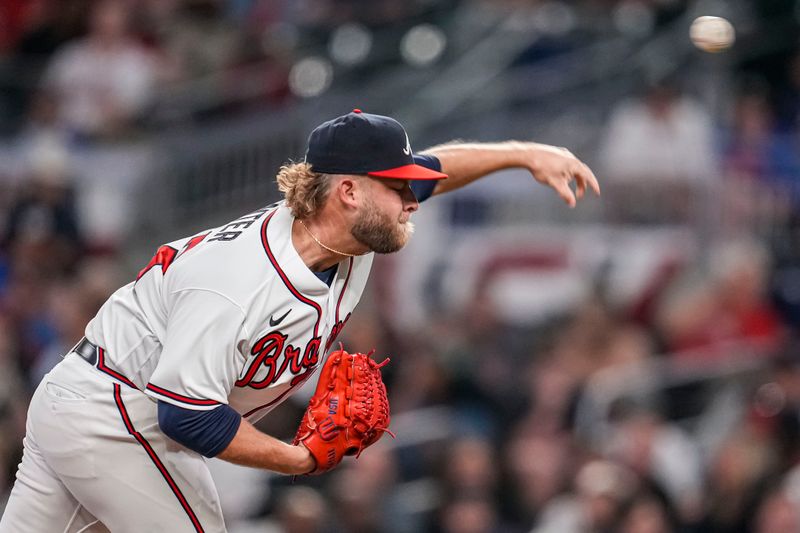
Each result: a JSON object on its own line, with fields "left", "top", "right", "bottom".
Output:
{"left": 1, "top": 142, "right": 82, "bottom": 281}
{"left": 757, "top": 354, "right": 800, "bottom": 467}
{"left": 523, "top": 355, "right": 580, "bottom": 435}
{"left": 752, "top": 489, "right": 800, "bottom": 533}
{"left": 504, "top": 428, "right": 573, "bottom": 527}
{"left": 436, "top": 493, "right": 503, "bottom": 533}
{"left": 272, "top": 486, "right": 328, "bottom": 533}
{"left": 388, "top": 345, "right": 451, "bottom": 414}
{"left": 234, "top": 485, "right": 328, "bottom": 533}
{"left": 0, "top": 139, "right": 110, "bottom": 386}
{"left": 723, "top": 88, "right": 797, "bottom": 183}
{"left": 548, "top": 299, "right": 617, "bottom": 383}
{"left": 325, "top": 444, "right": 400, "bottom": 533}
{"left": 437, "top": 293, "right": 527, "bottom": 436}
{"left": 532, "top": 459, "right": 637, "bottom": 533}
{"left": 0, "top": 266, "right": 55, "bottom": 383}
{"left": 38, "top": 0, "right": 158, "bottom": 140}
{"left": 16, "top": 87, "right": 69, "bottom": 154}
{"left": 617, "top": 494, "right": 676, "bottom": 533}
{"left": 700, "top": 427, "right": 777, "bottom": 533}
{"left": 600, "top": 81, "right": 717, "bottom": 182}
{"left": 599, "top": 80, "right": 717, "bottom": 223}
{"left": 442, "top": 437, "right": 498, "bottom": 499}
{"left": 0, "top": 0, "right": 89, "bottom": 134}
{"left": 721, "top": 88, "right": 799, "bottom": 232}
{"left": 655, "top": 239, "right": 784, "bottom": 357}
{"left": 709, "top": 240, "right": 785, "bottom": 352}
{"left": 599, "top": 325, "right": 654, "bottom": 369}
{"left": 159, "top": 0, "right": 240, "bottom": 79}
{"left": 29, "top": 277, "right": 97, "bottom": 385}
{"left": 604, "top": 406, "right": 703, "bottom": 523}
{"left": 222, "top": 30, "right": 293, "bottom": 112}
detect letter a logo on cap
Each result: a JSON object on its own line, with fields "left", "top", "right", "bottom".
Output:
{"left": 402, "top": 132, "right": 411, "bottom": 156}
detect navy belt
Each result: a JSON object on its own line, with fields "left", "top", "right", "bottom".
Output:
{"left": 71, "top": 337, "right": 98, "bottom": 366}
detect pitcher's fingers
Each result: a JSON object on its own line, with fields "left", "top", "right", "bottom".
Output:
{"left": 577, "top": 162, "right": 601, "bottom": 195}
{"left": 552, "top": 178, "right": 576, "bottom": 207}
{"left": 573, "top": 167, "right": 587, "bottom": 199}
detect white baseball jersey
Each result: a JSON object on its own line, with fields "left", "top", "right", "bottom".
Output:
{"left": 86, "top": 201, "right": 373, "bottom": 421}
{"left": 0, "top": 127, "right": 442, "bottom": 533}
{"left": 0, "top": 202, "right": 375, "bottom": 533}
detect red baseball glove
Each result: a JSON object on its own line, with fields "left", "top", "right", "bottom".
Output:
{"left": 293, "top": 346, "right": 393, "bottom": 474}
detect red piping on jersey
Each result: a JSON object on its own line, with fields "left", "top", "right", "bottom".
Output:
{"left": 113, "top": 384, "right": 206, "bottom": 533}
{"left": 97, "top": 347, "right": 138, "bottom": 390}
{"left": 245, "top": 210, "right": 352, "bottom": 418}
{"left": 335, "top": 258, "right": 353, "bottom": 324}
{"left": 260, "top": 211, "right": 322, "bottom": 337}
{"left": 145, "top": 383, "right": 221, "bottom": 406}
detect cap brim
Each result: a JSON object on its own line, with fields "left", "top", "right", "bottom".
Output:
{"left": 368, "top": 164, "right": 447, "bottom": 180}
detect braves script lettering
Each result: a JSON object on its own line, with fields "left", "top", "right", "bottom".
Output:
{"left": 236, "top": 331, "right": 322, "bottom": 389}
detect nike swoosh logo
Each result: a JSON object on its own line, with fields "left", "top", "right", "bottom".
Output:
{"left": 269, "top": 309, "right": 292, "bottom": 327}
{"left": 403, "top": 132, "right": 411, "bottom": 155}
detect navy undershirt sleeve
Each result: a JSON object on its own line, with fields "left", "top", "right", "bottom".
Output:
{"left": 158, "top": 401, "right": 242, "bottom": 458}
{"left": 410, "top": 154, "right": 442, "bottom": 203}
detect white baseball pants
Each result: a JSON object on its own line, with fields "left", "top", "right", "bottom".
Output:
{"left": 0, "top": 353, "right": 227, "bottom": 532}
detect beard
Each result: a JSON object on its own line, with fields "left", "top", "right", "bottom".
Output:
{"left": 351, "top": 198, "right": 415, "bottom": 254}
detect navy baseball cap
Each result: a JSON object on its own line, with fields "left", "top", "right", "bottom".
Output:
{"left": 305, "top": 109, "right": 447, "bottom": 181}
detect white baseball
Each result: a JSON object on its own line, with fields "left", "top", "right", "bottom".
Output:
{"left": 690, "top": 16, "right": 735, "bottom": 53}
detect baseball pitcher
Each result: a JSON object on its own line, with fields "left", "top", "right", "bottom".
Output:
{"left": 0, "top": 110, "right": 599, "bottom": 532}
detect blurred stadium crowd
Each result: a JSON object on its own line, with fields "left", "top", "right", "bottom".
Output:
{"left": 3, "top": 0, "right": 800, "bottom": 532}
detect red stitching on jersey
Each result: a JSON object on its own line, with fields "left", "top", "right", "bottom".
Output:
{"left": 145, "top": 384, "right": 221, "bottom": 406}
{"left": 260, "top": 211, "right": 323, "bottom": 337}
{"left": 113, "top": 384, "right": 206, "bottom": 533}
{"left": 97, "top": 347, "right": 138, "bottom": 390}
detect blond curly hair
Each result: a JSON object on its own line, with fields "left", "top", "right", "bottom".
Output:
{"left": 275, "top": 162, "right": 334, "bottom": 219}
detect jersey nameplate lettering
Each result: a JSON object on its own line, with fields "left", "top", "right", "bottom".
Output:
{"left": 208, "top": 206, "right": 272, "bottom": 242}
